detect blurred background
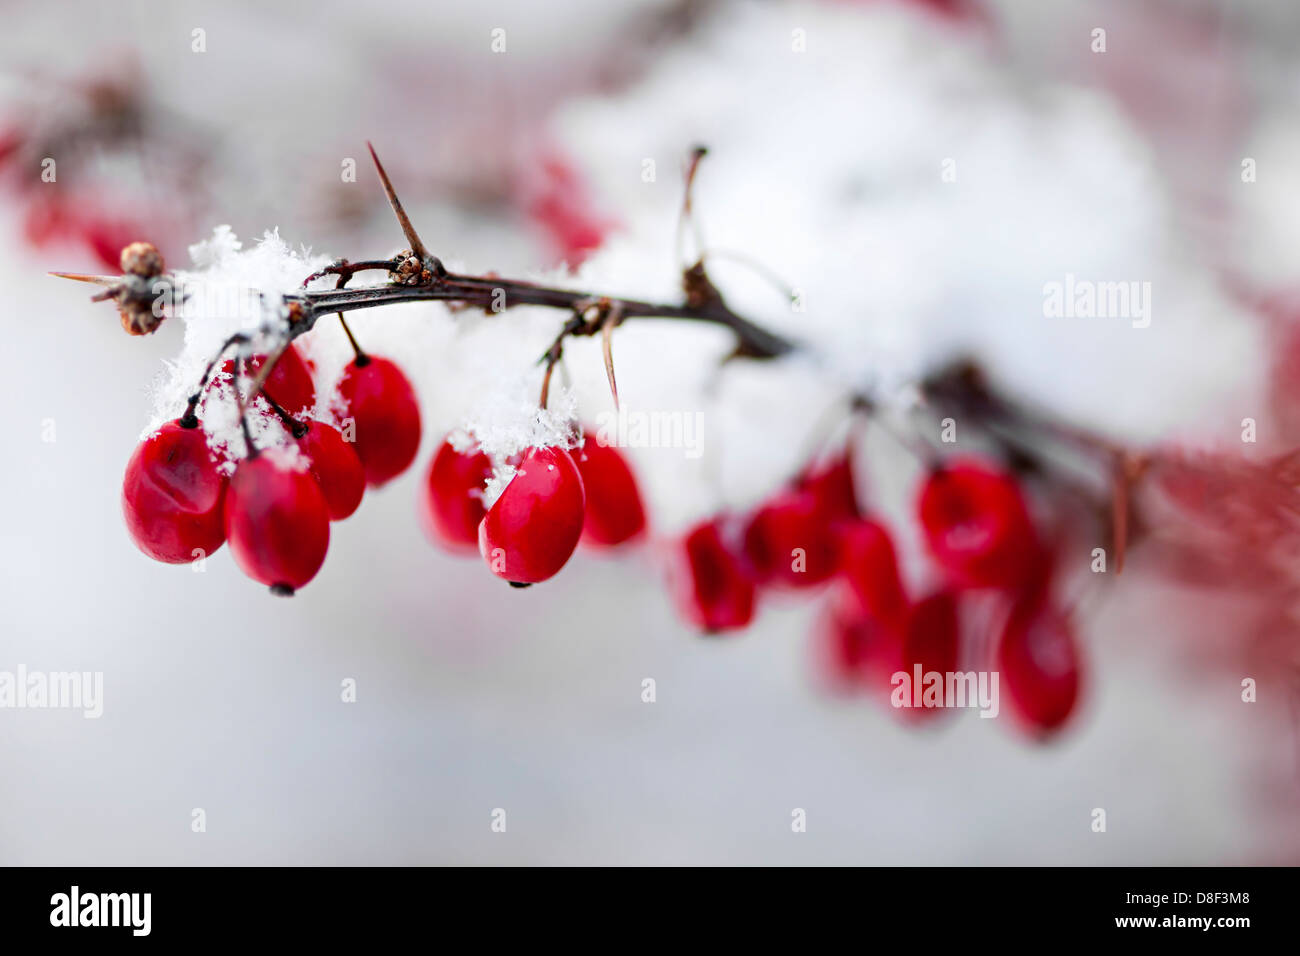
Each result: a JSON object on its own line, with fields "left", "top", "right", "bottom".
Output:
{"left": 2, "top": 0, "right": 1299, "bottom": 864}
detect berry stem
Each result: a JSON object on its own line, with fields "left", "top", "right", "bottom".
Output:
{"left": 180, "top": 331, "right": 251, "bottom": 428}
{"left": 327, "top": 268, "right": 369, "bottom": 367}
{"left": 262, "top": 389, "right": 309, "bottom": 439}
{"left": 338, "top": 313, "right": 368, "bottom": 366}
{"left": 233, "top": 355, "right": 259, "bottom": 458}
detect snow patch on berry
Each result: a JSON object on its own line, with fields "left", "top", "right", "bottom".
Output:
{"left": 143, "top": 226, "right": 330, "bottom": 460}
{"left": 461, "top": 376, "right": 581, "bottom": 509}
{"left": 259, "top": 442, "right": 311, "bottom": 474}
{"left": 465, "top": 371, "right": 578, "bottom": 449}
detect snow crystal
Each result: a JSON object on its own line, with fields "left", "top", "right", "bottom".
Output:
{"left": 144, "top": 227, "right": 330, "bottom": 458}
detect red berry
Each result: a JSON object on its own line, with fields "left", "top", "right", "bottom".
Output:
{"left": 224, "top": 452, "right": 331, "bottom": 594}
{"left": 84, "top": 218, "right": 146, "bottom": 274}
{"left": 837, "top": 518, "right": 907, "bottom": 626}
{"left": 297, "top": 420, "right": 365, "bottom": 521}
{"left": 574, "top": 433, "right": 647, "bottom": 547}
{"left": 916, "top": 460, "right": 1039, "bottom": 589}
{"left": 0, "top": 126, "right": 24, "bottom": 168}
{"left": 421, "top": 435, "right": 494, "bottom": 552}
{"left": 220, "top": 343, "right": 317, "bottom": 416}
{"left": 743, "top": 489, "right": 840, "bottom": 588}
{"left": 478, "top": 445, "right": 585, "bottom": 584}
{"left": 814, "top": 586, "right": 905, "bottom": 694}
{"left": 675, "top": 518, "right": 757, "bottom": 633}
{"left": 519, "top": 151, "right": 610, "bottom": 267}
{"left": 121, "top": 420, "right": 227, "bottom": 563}
{"left": 797, "top": 445, "right": 861, "bottom": 522}
{"left": 23, "top": 194, "right": 72, "bottom": 247}
{"left": 997, "top": 593, "right": 1082, "bottom": 736}
{"left": 889, "top": 590, "right": 961, "bottom": 722}
{"left": 336, "top": 356, "right": 422, "bottom": 488}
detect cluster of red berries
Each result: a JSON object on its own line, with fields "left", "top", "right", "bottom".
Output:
{"left": 122, "top": 342, "right": 422, "bottom": 595}
{"left": 121, "top": 337, "right": 1077, "bottom": 736}
{"left": 673, "top": 447, "right": 1082, "bottom": 737}
{"left": 0, "top": 98, "right": 190, "bottom": 273}
{"left": 420, "top": 430, "right": 646, "bottom": 584}
{"left": 122, "top": 339, "right": 650, "bottom": 593}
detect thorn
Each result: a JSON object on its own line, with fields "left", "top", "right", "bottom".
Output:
{"left": 366, "top": 141, "right": 430, "bottom": 264}
{"left": 676, "top": 146, "right": 709, "bottom": 268}
{"left": 601, "top": 304, "right": 621, "bottom": 412}
{"left": 49, "top": 271, "right": 118, "bottom": 286}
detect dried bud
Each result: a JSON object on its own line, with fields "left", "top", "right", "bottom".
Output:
{"left": 389, "top": 250, "right": 429, "bottom": 286}
{"left": 113, "top": 273, "right": 169, "bottom": 335}
{"left": 120, "top": 241, "right": 164, "bottom": 278}
{"left": 117, "top": 300, "right": 163, "bottom": 336}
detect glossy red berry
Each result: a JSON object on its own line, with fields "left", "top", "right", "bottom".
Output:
{"left": 121, "top": 420, "right": 227, "bottom": 563}
{"left": 220, "top": 343, "right": 317, "bottom": 415}
{"left": 297, "top": 420, "right": 365, "bottom": 521}
{"left": 675, "top": 518, "right": 757, "bottom": 633}
{"left": 421, "top": 435, "right": 493, "bottom": 552}
{"left": 574, "top": 433, "right": 647, "bottom": 547}
{"left": 917, "top": 460, "right": 1039, "bottom": 589}
{"left": 997, "top": 593, "right": 1082, "bottom": 736}
{"left": 743, "top": 488, "right": 840, "bottom": 588}
{"left": 837, "top": 518, "right": 907, "bottom": 626}
{"left": 336, "top": 356, "right": 422, "bottom": 488}
{"left": 478, "top": 445, "right": 585, "bottom": 584}
{"left": 224, "top": 452, "right": 331, "bottom": 594}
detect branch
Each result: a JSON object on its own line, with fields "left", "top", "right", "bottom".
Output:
{"left": 284, "top": 263, "right": 797, "bottom": 360}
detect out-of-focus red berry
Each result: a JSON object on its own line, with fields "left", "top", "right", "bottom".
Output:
{"left": 421, "top": 435, "right": 494, "bottom": 553}
{"left": 837, "top": 518, "right": 908, "bottom": 625}
{"left": 813, "top": 586, "right": 906, "bottom": 694}
{"left": 574, "top": 433, "right": 647, "bottom": 547}
{"left": 997, "top": 592, "right": 1082, "bottom": 736}
{"left": 675, "top": 518, "right": 757, "bottom": 633}
{"left": 886, "top": 590, "right": 961, "bottom": 722}
{"left": 744, "top": 489, "right": 841, "bottom": 588}
{"left": 916, "top": 459, "right": 1040, "bottom": 589}
{"left": 518, "top": 151, "right": 611, "bottom": 267}
{"left": 798, "top": 445, "right": 861, "bottom": 522}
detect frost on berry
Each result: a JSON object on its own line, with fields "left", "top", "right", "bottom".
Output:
{"left": 478, "top": 445, "right": 586, "bottom": 585}
{"left": 143, "top": 227, "right": 330, "bottom": 463}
